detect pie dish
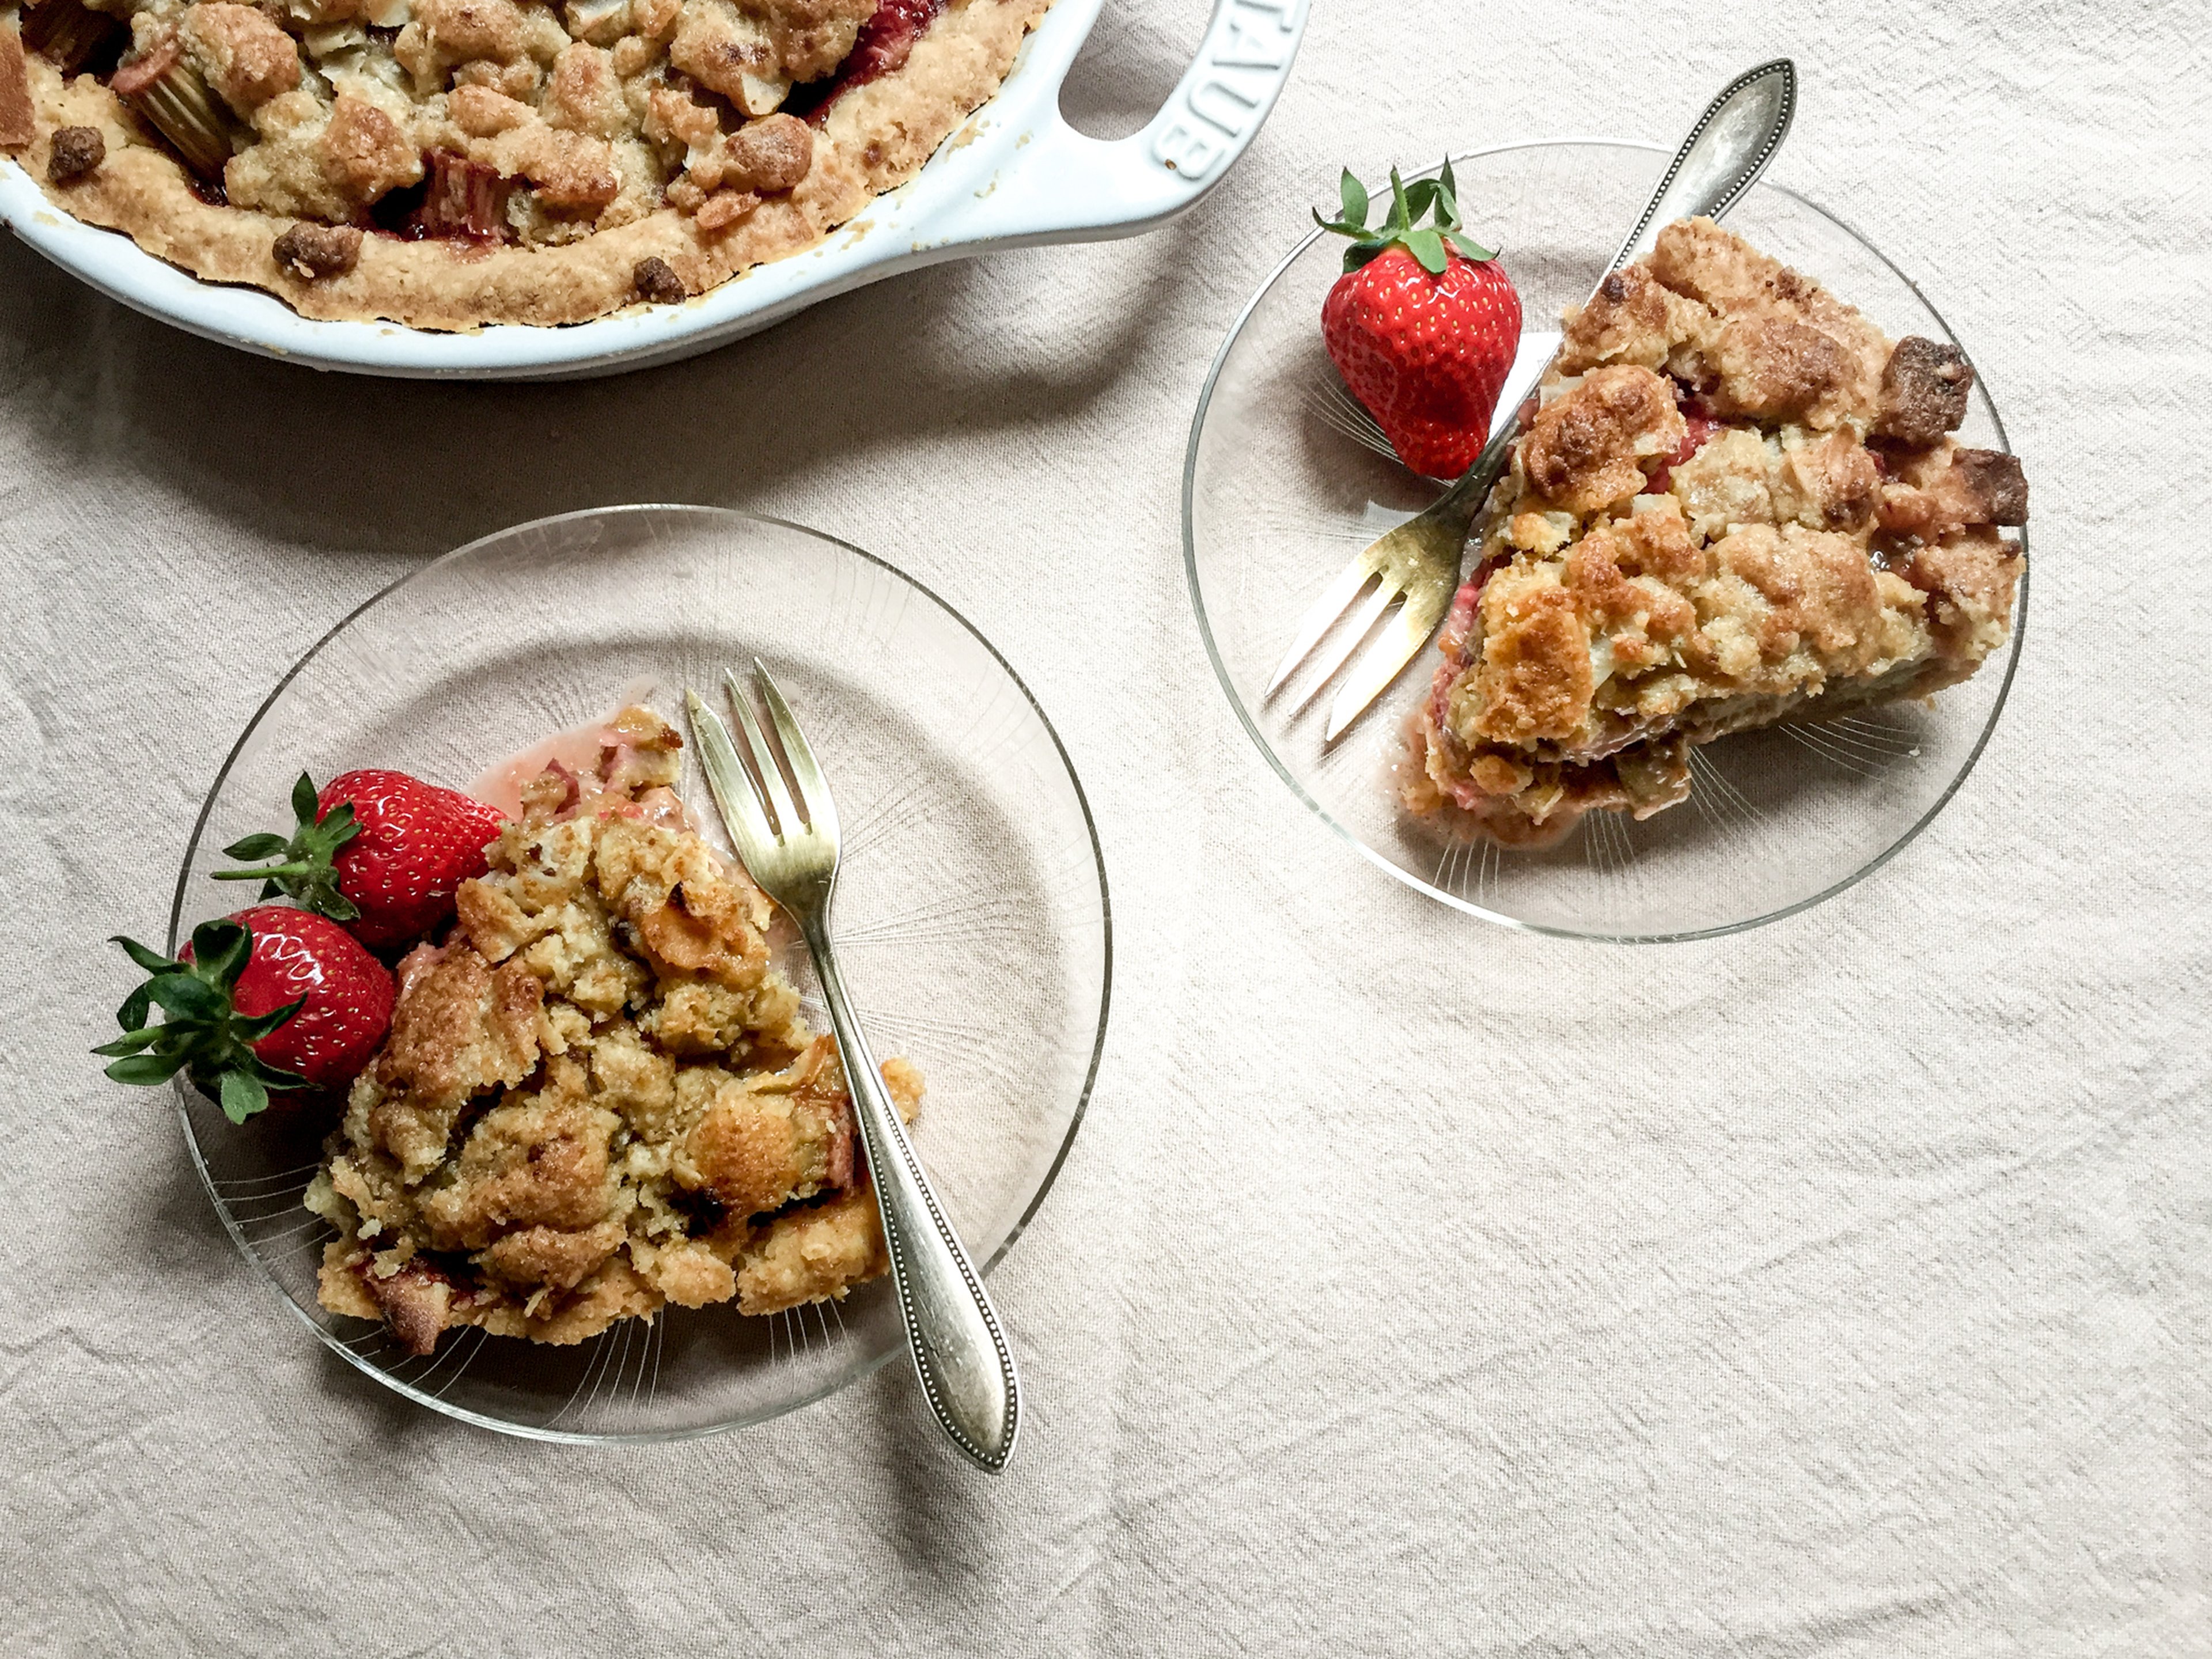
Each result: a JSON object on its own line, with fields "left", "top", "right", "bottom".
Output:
{"left": 174, "top": 507, "right": 1109, "bottom": 1440}
{"left": 0, "top": 0, "right": 1308, "bottom": 374}
{"left": 2, "top": 0, "right": 1051, "bottom": 328}
{"left": 308, "top": 704, "right": 922, "bottom": 1357}
{"left": 1184, "top": 140, "right": 2029, "bottom": 940}
{"left": 1402, "top": 217, "right": 2027, "bottom": 846}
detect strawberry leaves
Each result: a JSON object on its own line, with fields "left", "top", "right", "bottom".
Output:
{"left": 93, "top": 919, "right": 306, "bottom": 1123}
{"left": 1337, "top": 168, "right": 1368, "bottom": 230}
{"left": 212, "top": 771, "right": 361, "bottom": 923}
{"left": 1314, "top": 160, "right": 1498, "bottom": 275}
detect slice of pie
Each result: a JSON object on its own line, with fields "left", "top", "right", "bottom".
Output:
{"left": 306, "top": 705, "right": 923, "bottom": 1355}
{"left": 0, "top": 0, "right": 1047, "bottom": 328}
{"left": 1402, "top": 217, "right": 2027, "bottom": 844}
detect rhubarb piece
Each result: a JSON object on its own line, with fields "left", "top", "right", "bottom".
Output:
{"left": 416, "top": 146, "right": 511, "bottom": 239}
{"left": 46, "top": 123, "right": 104, "bottom": 182}
{"left": 272, "top": 220, "right": 362, "bottom": 278}
{"left": 111, "top": 35, "right": 235, "bottom": 182}
{"left": 0, "top": 29, "right": 35, "bottom": 148}
{"left": 20, "top": 0, "right": 126, "bottom": 76}
{"left": 632, "top": 255, "right": 685, "bottom": 304}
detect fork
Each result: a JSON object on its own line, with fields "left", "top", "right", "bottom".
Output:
{"left": 686, "top": 665, "right": 1020, "bottom": 1472}
{"left": 1269, "top": 59, "right": 1800, "bottom": 738}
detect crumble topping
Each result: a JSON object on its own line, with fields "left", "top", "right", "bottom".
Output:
{"left": 307, "top": 706, "right": 921, "bottom": 1354}
{"left": 1403, "top": 218, "right": 2028, "bottom": 844}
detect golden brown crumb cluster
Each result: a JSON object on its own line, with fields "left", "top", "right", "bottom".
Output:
{"left": 0, "top": 0, "right": 1048, "bottom": 327}
{"left": 1404, "top": 218, "right": 2028, "bottom": 844}
{"left": 307, "top": 706, "right": 921, "bottom": 1354}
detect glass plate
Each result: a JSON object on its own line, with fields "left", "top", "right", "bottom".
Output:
{"left": 169, "top": 507, "right": 1111, "bottom": 1442}
{"left": 1184, "top": 140, "right": 2028, "bottom": 941}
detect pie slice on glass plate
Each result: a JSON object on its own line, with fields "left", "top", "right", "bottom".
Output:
{"left": 307, "top": 706, "right": 923, "bottom": 1359}
{"left": 1402, "top": 217, "right": 2028, "bottom": 846}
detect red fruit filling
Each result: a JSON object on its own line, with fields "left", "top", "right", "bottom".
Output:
{"left": 106, "top": 33, "right": 179, "bottom": 99}
{"left": 1426, "top": 560, "right": 1497, "bottom": 729}
{"left": 375, "top": 150, "right": 512, "bottom": 241}
{"left": 1645, "top": 396, "right": 1718, "bottom": 495}
{"left": 417, "top": 149, "right": 511, "bottom": 240}
{"left": 790, "top": 0, "right": 946, "bottom": 122}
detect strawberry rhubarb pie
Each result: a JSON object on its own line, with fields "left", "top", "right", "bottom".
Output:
{"left": 1400, "top": 218, "right": 2028, "bottom": 843}
{"left": 0, "top": 0, "right": 1046, "bottom": 326}
{"left": 100, "top": 705, "right": 918, "bottom": 1355}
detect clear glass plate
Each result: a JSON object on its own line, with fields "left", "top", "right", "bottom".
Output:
{"left": 1184, "top": 140, "right": 2028, "bottom": 941}
{"left": 168, "top": 506, "right": 1111, "bottom": 1442}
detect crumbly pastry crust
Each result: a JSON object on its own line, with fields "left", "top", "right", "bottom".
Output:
{"left": 305, "top": 707, "right": 922, "bottom": 1354}
{"left": 1403, "top": 218, "right": 2028, "bottom": 844}
{"left": 2, "top": 0, "right": 1047, "bottom": 328}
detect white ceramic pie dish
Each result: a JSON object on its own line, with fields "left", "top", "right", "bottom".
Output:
{"left": 0, "top": 0, "right": 1305, "bottom": 378}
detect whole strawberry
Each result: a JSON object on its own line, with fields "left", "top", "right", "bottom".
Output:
{"left": 1316, "top": 162, "right": 1522, "bottom": 479}
{"left": 216, "top": 769, "right": 506, "bottom": 949}
{"left": 94, "top": 906, "right": 396, "bottom": 1122}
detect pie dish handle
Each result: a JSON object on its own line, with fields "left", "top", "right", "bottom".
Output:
{"left": 933, "top": 0, "right": 1309, "bottom": 249}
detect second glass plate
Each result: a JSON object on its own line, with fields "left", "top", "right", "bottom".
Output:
{"left": 172, "top": 507, "right": 1111, "bottom": 1442}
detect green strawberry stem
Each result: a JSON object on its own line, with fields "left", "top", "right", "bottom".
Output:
{"left": 210, "top": 771, "right": 362, "bottom": 922}
{"left": 93, "top": 919, "right": 307, "bottom": 1123}
{"left": 1313, "top": 159, "right": 1498, "bottom": 275}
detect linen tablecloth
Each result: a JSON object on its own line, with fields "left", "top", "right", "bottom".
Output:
{"left": 3, "top": 1, "right": 2205, "bottom": 1651}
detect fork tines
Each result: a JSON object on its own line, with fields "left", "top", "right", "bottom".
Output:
{"left": 685, "top": 661, "right": 840, "bottom": 881}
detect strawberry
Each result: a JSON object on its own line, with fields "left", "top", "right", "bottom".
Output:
{"left": 215, "top": 770, "right": 506, "bottom": 949}
{"left": 94, "top": 906, "right": 396, "bottom": 1122}
{"left": 1315, "top": 162, "right": 1522, "bottom": 480}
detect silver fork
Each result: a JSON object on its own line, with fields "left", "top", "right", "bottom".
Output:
{"left": 686, "top": 664, "right": 1020, "bottom": 1472}
{"left": 1270, "top": 59, "right": 1800, "bottom": 738}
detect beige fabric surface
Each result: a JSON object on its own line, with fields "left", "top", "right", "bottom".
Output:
{"left": 2, "top": 1, "right": 2207, "bottom": 1652}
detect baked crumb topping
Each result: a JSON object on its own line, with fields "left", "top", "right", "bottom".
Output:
{"left": 0, "top": 0, "right": 1048, "bottom": 326}
{"left": 306, "top": 705, "right": 920, "bottom": 1354}
{"left": 1403, "top": 218, "right": 2028, "bottom": 844}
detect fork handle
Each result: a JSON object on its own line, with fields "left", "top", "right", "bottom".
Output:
{"left": 1434, "top": 61, "right": 1799, "bottom": 532}
{"left": 804, "top": 922, "right": 1021, "bottom": 1472}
